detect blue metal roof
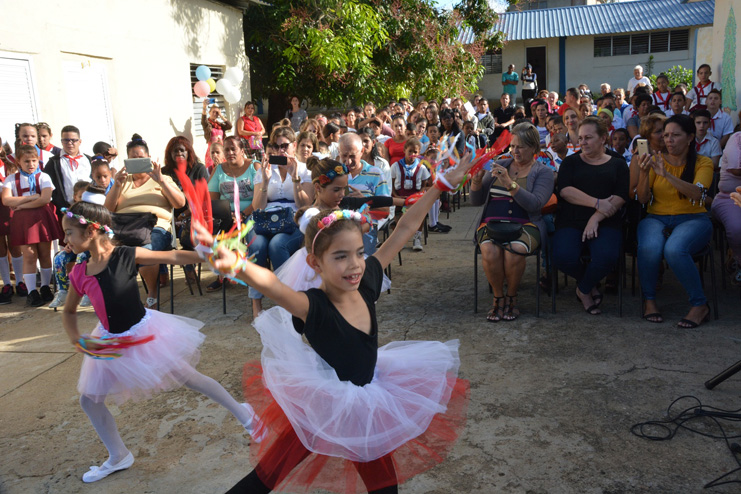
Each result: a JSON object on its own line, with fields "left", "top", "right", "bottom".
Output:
{"left": 458, "top": 0, "right": 714, "bottom": 43}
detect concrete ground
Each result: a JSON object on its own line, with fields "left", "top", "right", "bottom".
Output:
{"left": 1, "top": 201, "right": 740, "bottom": 494}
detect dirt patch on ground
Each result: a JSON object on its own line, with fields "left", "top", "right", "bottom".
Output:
{"left": 1, "top": 202, "right": 740, "bottom": 493}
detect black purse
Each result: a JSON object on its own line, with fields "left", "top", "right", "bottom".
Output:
{"left": 111, "top": 212, "right": 157, "bottom": 247}
{"left": 486, "top": 220, "right": 523, "bottom": 243}
{"left": 252, "top": 207, "right": 297, "bottom": 236}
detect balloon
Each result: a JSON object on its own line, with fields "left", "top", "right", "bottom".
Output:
{"left": 215, "top": 78, "right": 234, "bottom": 95}
{"left": 195, "top": 65, "right": 211, "bottom": 81}
{"left": 206, "top": 78, "right": 216, "bottom": 93}
{"left": 224, "top": 87, "right": 241, "bottom": 105}
{"left": 193, "top": 81, "right": 211, "bottom": 98}
{"left": 224, "top": 67, "right": 244, "bottom": 86}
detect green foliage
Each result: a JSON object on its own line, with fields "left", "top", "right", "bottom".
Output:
{"left": 243, "top": 0, "right": 507, "bottom": 107}
{"left": 648, "top": 65, "right": 693, "bottom": 90}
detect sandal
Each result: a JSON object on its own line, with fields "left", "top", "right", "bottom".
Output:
{"left": 677, "top": 303, "right": 710, "bottom": 329}
{"left": 486, "top": 297, "right": 504, "bottom": 323}
{"left": 591, "top": 289, "right": 604, "bottom": 307}
{"left": 576, "top": 292, "right": 600, "bottom": 315}
{"left": 503, "top": 294, "right": 520, "bottom": 321}
{"left": 642, "top": 300, "right": 663, "bottom": 323}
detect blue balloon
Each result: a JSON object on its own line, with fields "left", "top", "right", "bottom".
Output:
{"left": 195, "top": 65, "right": 211, "bottom": 82}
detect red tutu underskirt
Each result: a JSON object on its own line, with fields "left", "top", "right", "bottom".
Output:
{"left": 242, "top": 361, "right": 470, "bottom": 493}
{"left": 9, "top": 205, "right": 62, "bottom": 246}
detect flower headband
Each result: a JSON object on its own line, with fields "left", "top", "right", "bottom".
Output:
{"left": 60, "top": 208, "right": 115, "bottom": 238}
{"left": 311, "top": 209, "right": 368, "bottom": 253}
{"left": 315, "top": 163, "right": 349, "bottom": 185}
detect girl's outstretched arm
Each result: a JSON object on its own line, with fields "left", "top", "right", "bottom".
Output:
{"left": 373, "top": 153, "right": 477, "bottom": 269}
{"left": 192, "top": 224, "right": 310, "bottom": 320}
{"left": 134, "top": 247, "right": 201, "bottom": 266}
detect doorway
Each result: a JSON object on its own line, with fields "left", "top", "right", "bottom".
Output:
{"left": 526, "top": 46, "right": 547, "bottom": 96}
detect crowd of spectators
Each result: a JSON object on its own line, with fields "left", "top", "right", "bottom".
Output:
{"left": 1, "top": 61, "right": 740, "bottom": 328}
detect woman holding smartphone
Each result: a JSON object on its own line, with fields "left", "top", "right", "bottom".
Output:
{"left": 104, "top": 134, "right": 185, "bottom": 308}
{"left": 248, "top": 127, "right": 313, "bottom": 318}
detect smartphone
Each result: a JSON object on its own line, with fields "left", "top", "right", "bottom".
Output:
{"left": 269, "top": 155, "right": 288, "bottom": 166}
{"left": 124, "top": 158, "right": 153, "bottom": 174}
{"left": 636, "top": 138, "right": 649, "bottom": 156}
{"left": 209, "top": 98, "right": 216, "bottom": 104}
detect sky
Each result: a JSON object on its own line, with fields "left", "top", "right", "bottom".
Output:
{"left": 434, "top": 0, "right": 512, "bottom": 12}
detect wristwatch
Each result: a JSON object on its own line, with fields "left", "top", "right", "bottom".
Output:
{"left": 508, "top": 181, "right": 518, "bottom": 191}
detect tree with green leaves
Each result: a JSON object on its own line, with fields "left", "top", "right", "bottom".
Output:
{"left": 242, "top": 0, "right": 508, "bottom": 126}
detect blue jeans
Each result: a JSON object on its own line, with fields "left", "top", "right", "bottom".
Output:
{"left": 363, "top": 227, "right": 378, "bottom": 256}
{"left": 248, "top": 228, "right": 304, "bottom": 299}
{"left": 637, "top": 213, "right": 712, "bottom": 306}
{"left": 552, "top": 226, "right": 622, "bottom": 295}
{"left": 142, "top": 227, "right": 173, "bottom": 274}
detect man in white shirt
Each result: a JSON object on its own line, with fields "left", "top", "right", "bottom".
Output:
{"left": 45, "top": 125, "right": 92, "bottom": 213}
{"left": 627, "top": 65, "right": 652, "bottom": 97}
{"left": 692, "top": 109, "right": 723, "bottom": 170}
{"left": 705, "top": 90, "right": 733, "bottom": 148}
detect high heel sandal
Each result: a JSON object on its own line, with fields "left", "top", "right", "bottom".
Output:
{"left": 677, "top": 303, "right": 710, "bottom": 329}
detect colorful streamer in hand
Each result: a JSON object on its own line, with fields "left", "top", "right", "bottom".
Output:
{"left": 209, "top": 220, "right": 255, "bottom": 286}
{"left": 76, "top": 334, "right": 155, "bottom": 360}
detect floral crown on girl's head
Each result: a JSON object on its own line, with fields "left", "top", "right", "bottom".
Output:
{"left": 60, "top": 208, "right": 115, "bottom": 238}
{"left": 311, "top": 208, "right": 369, "bottom": 253}
{"left": 315, "top": 163, "right": 349, "bottom": 185}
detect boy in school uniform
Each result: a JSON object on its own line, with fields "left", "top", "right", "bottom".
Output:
{"left": 692, "top": 109, "right": 723, "bottom": 170}
{"left": 44, "top": 125, "right": 92, "bottom": 213}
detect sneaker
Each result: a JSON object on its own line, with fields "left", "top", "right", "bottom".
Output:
{"left": 27, "top": 289, "right": 44, "bottom": 307}
{"left": 0, "top": 285, "right": 12, "bottom": 305}
{"left": 80, "top": 295, "right": 92, "bottom": 307}
{"left": 436, "top": 222, "right": 452, "bottom": 232}
{"left": 412, "top": 232, "right": 424, "bottom": 252}
{"left": 15, "top": 282, "right": 28, "bottom": 297}
{"left": 428, "top": 224, "right": 449, "bottom": 234}
{"left": 39, "top": 285, "right": 54, "bottom": 302}
{"left": 49, "top": 289, "right": 68, "bottom": 308}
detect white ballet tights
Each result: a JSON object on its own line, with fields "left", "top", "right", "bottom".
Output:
{"left": 80, "top": 371, "right": 254, "bottom": 464}
{"left": 182, "top": 371, "right": 254, "bottom": 426}
{"left": 80, "top": 395, "right": 129, "bottom": 464}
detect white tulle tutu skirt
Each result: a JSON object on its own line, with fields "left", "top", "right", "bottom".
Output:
{"left": 77, "top": 309, "right": 206, "bottom": 405}
{"left": 275, "top": 247, "right": 391, "bottom": 292}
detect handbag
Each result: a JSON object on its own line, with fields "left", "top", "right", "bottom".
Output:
{"left": 111, "top": 212, "right": 157, "bottom": 247}
{"left": 247, "top": 135, "right": 263, "bottom": 150}
{"left": 252, "top": 207, "right": 297, "bottom": 236}
{"left": 485, "top": 220, "right": 523, "bottom": 243}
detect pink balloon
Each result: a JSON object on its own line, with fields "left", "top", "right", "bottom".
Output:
{"left": 193, "top": 81, "right": 211, "bottom": 98}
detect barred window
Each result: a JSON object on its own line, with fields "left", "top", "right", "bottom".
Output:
{"left": 593, "top": 30, "right": 690, "bottom": 57}
{"left": 190, "top": 63, "right": 227, "bottom": 137}
{"left": 481, "top": 50, "right": 502, "bottom": 75}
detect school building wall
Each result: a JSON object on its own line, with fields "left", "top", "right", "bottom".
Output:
{"left": 477, "top": 29, "right": 701, "bottom": 106}
{"left": 0, "top": 0, "right": 248, "bottom": 162}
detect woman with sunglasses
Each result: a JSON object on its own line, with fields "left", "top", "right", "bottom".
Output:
{"left": 248, "top": 126, "right": 313, "bottom": 318}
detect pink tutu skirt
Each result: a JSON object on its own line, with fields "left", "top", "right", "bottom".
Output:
{"left": 243, "top": 307, "right": 469, "bottom": 493}
{"left": 77, "top": 309, "right": 206, "bottom": 405}
{"left": 275, "top": 247, "right": 391, "bottom": 292}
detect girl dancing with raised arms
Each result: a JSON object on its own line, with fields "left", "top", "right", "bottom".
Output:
{"left": 61, "top": 185, "right": 264, "bottom": 483}
{"left": 196, "top": 152, "right": 480, "bottom": 493}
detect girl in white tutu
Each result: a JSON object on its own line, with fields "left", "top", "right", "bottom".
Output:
{"left": 60, "top": 186, "right": 264, "bottom": 483}
{"left": 197, "top": 153, "right": 480, "bottom": 494}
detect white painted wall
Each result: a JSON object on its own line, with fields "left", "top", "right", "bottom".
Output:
{"left": 0, "top": 0, "right": 248, "bottom": 161}
{"left": 478, "top": 29, "right": 701, "bottom": 105}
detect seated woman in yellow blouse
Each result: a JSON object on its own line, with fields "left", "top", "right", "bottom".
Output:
{"left": 635, "top": 115, "right": 713, "bottom": 327}
{"left": 105, "top": 135, "right": 185, "bottom": 308}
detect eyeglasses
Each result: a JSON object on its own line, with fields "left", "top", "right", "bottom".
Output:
{"left": 61, "top": 138, "right": 80, "bottom": 144}
{"left": 276, "top": 143, "right": 291, "bottom": 151}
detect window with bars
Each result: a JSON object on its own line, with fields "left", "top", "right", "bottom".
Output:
{"left": 481, "top": 50, "right": 503, "bottom": 74}
{"left": 190, "top": 63, "right": 227, "bottom": 137}
{"left": 593, "top": 30, "right": 690, "bottom": 58}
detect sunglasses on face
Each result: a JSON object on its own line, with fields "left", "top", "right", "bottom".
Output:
{"left": 276, "top": 143, "right": 291, "bottom": 151}
{"left": 61, "top": 138, "right": 80, "bottom": 144}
